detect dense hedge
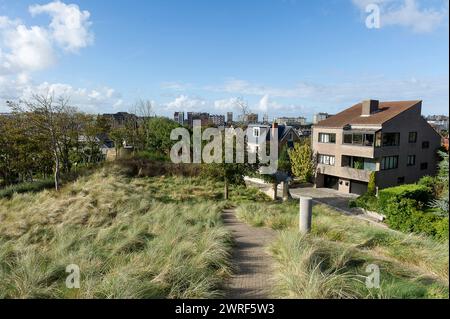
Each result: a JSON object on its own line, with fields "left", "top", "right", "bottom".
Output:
{"left": 351, "top": 183, "right": 448, "bottom": 240}
{"left": 0, "top": 179, "right": 55, "bottom": 199}
{"left": 378, "top": 184, "right": 432, "bottom": 210}
{"left": 383, "top": 198, "right": 448, "bottom": 239}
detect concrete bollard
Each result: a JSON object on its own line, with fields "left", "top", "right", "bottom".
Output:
{"left": 282, "top": 181, "right": 289, "bottom": 202}
{"left": 299, "top": 196, "right": 312, "bottom": 234}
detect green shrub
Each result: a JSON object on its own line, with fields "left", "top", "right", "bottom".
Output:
{"left": 378, "top": 184, "right": 432, "bottom": 211}
{"left": 367, "top": 172, "right": 376, "bottom": 196}
{"left": 383, "top": 198, "right": 448, "bottom": 239}
{"left": 434, "top": 218, "right": 449, "bottom": 240}
{"left": 349, "top": 193, "right": 378, "bottom": 211}
{"left": 0, "top": 179, "right": 55, "bottom": 199}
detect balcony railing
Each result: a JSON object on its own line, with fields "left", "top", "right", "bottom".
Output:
{"left": 316, "top": 164, "right": 372, "bottom": 182}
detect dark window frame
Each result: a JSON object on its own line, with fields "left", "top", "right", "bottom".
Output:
{"left": 342, "top": 132, "right": 374, "bottom": 147}
{"left": 381, "top": 155, "right": 399, "bottom": 170}
{"left": 420, "top": 162, "right": 428, "bottom": 170}
{"left": 407, "top": 155, "right": 416, "bottom": 166}
{"left": 422, "top": 141, "right": 430, "bottom": 149}
{"left": 382, "top": 133, "right": 400, "bottom": 147}
{"left": 408, "top": 132, "right": 417, "bottom": 143}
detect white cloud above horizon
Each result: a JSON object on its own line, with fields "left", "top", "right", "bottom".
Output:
{"left": 352, "top": 0, "right": 449, "bottom": 33}
{"left": 0, "top": 1, "right": 121, "bottom": 113}
{"left": 159, "top": 75, "right": 449, "bottom": 117}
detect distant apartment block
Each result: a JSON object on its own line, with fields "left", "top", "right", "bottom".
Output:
{"left": 426, "top": 115, "right": 449, "bottom": 134}
{"left": 313, "top": 112, "right": 331, "bottom": 124}
{"left": 187, "top": 112, "right": 210, "bottom": 127}
{"left": 102, "top": 112, "right": 138, "bottom": 128}
{"left": 173, "top": 111, "right": 185, "bottom": 125}
{"left": 275, "top": 116, "right": 307, "bottom": 126}
{"left": 243, "top": 113, "right": 258, "bottom": 124}
{"left": 227, "top": 112, "right": 233, "bottom": 124}
{"left": 312, "top": 100, "right": 441, "bottom": 195}
{"left": 209, "top": 114, "right": 225, "bottom": 126}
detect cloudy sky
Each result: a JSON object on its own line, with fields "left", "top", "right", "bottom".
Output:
{"left": 0, "top": 0, "right": 448, "bottom": 120}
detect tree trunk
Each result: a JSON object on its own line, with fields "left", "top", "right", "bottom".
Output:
{"left": 54, "top": 151, "right": 60, "bottom": 191}
{"left": 224, "top": 179, "right": 229, "bottom": 200}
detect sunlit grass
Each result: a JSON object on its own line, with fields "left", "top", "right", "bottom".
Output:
{"left": 237, "top": 200, "right": 449, "bottom": 299}
{"left": 0, "top": 167, "right": 249, "bottom": 298}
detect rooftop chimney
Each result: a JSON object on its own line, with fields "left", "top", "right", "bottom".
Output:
{"left": 272, "top": 122, "right": 278, "bottom": 140}
{"left": 361, "top": 100, "right": 379, "bottom": 116}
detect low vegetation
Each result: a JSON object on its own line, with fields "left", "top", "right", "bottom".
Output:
{"left": 236, "top": 201, "right": 449, "bottom": 298}
{"left": 0, "top": 167, "right": 264, "bottom": 298}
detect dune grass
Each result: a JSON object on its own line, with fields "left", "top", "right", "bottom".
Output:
{"left": 0, "top": 167, "right": 266, "bottom": 299}
{"left": 236, "top": 200, "right": 449, "bottom": 298}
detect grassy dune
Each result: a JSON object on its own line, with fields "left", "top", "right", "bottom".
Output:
{"left": 236, "top": 201, "right": 449, "bottom": 298}
{"left": 0, "top": 168, "right": 243, "bottom": 298}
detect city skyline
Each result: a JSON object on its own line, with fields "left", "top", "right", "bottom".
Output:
{"left": 1, "top": 0, "right": 449, "bottom": 118}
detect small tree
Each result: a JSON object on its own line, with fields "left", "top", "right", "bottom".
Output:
{"left": 278, "top": 145, "right": 291, "bottom": 175}
{"left": 367, "top": 171, "right": 376, "bottom": 196}
{"left": 288, "top": 140, "right": 316, "bottom": 183}
{"left": 8, "top": 94, "right": 72, "bottom": 191}
{"left": 432, "top": 150, "right": 449, "bottom": 216}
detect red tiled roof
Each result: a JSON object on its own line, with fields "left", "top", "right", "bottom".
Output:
{"left": 314, "top": 100, "right": 421, "bottom": 128}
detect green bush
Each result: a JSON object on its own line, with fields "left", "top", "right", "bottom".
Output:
{"left": 0, "top": 179, "right": 55, "bottom": 199}
{"left": 349, "top": 193, "right": 378, "bottom": 211}
{"left": 434, "top": 218, "right": 449, "bottom": 240}
{"left": 383, "top": 198, "right": 448, "bottom": 239}
{"left": 378, "top": 184, "right": 432, "bottom": 211}
{"left": 367, "top": 172, "right": 376, "bottom": 196}
{"left": 417, "top": 175, "right": 440, "bottom": 198}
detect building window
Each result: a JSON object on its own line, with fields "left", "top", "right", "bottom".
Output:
{"left": 397, "top": 177, "right": 405, "bottom": 184}
{"left": 408, "top": 132, "right": 417, "bottom": 143}
{"left": 343, "top": 133, "right": 352, "bottom": 144}
{"left": 364, "top": 133, "right": 374, "bottom": 146}
{"left": 343, "top": 132, "right": 374, "bottom": 146}
{"left": 381, "top": 156, "right": 399, "bottom": 170}
{"left": 407, "top": 155, "right": 416, "bottom": 166}
{"left": 318, "top": 154, "right": 335, "bottom": 166}
{"left": 318, "top": 133, "right": 336, "bottom": 143}
{"left": 422, "top": 141, "right": 429, "bottom": 149}
{"left": 420, "top": 162, "right": 428, "bottom": 170}
{"left": 382, "top": 133, "right": 400, "bottom": 146}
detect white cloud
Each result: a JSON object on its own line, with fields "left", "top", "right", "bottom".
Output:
{"left": 165, "top": 95, "right": 207, "bottom": 111}
{"left": 1, "top": 24, "right": 55, "bottom": 74}
{"left": 352, "top": 0, "right": 449, "bottom": 33}
{"left": 0, "top": 76, "right": 123, "bottom": 113}
{"left": 213, "top": 97, "right": 240, "bottom": 110}
{"left": 29, "top": 0, "right": 93, "bottom": 52}
{"left": 1, "top": 1, "right": 94, "bottom": 76}
{"left": 160, "top": 81, "right": 192, "bottom": 91}
{"left": 256, "top": 94, "right": 283, "bottom": 112}
{"left": 0, "top": 2, "right": 122, "bottom": 113}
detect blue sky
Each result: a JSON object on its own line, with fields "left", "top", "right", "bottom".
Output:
{"left": 0, "top": 0, "right": 448, "bottom": 119}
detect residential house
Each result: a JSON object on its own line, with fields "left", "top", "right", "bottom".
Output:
{"left": 312, "top": 100, "right": 441, "bottom": 195}
{"left": 247, "top": 122, "right": 301, "bottom": 155}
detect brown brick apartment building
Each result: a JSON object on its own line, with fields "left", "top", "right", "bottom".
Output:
{"left": 312, "top": 100, "right": 441, "bottom": 195}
